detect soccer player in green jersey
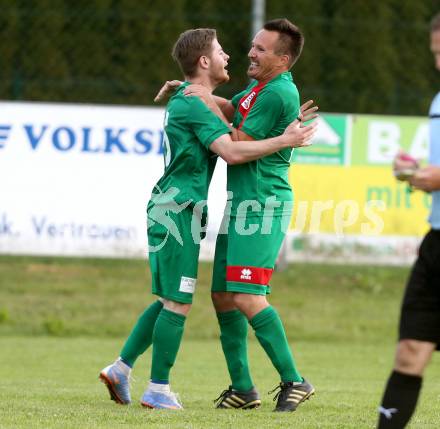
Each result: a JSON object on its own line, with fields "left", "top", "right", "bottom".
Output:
{"left": 178, "top": 18, "right": 316, "bottom": 412}
{"left": 99, "top": 28, "right": 316, "bottom": 410}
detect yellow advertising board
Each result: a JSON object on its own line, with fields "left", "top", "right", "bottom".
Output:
{"left": 289, "top": 165, "right": 430, "bottom": 237}
{"left": 286, "top": 114, "right": 431, "bottom": 264}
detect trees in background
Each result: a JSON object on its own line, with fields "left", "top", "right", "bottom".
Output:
{"left": 0, "top": 0, "right": 438, "bottom": 115}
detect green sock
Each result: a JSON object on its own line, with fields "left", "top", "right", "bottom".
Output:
{"left": 217, "top": 310, "right": 254, "bottom": 392}
{"left": 120, "top": 300, "right": 163, "bottom": 367}
{"left": 150, "top": 308, "right": 186, "bottom": 382}
{"left": 250, "top": 306, "right": 302, "bottom": 383}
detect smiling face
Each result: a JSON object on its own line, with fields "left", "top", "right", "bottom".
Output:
{"left": 208, "top": 38, "right": 230, "bottom": 85}
{"left": 247, "top": 29, "right": 288, "bottom": 83}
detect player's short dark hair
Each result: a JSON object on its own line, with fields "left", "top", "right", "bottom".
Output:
{"left": 172, "top": 28, "right": 217, "bottom": 77}
{"left": 431, "top": 13, "right": 440, "bottom": 32}
{"left": 263, "top": 18, "right": 304, "bottom": 68}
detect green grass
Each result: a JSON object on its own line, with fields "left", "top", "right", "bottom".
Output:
{"left": 1, "top": 338, "right": 440, "bottom": 428}
{"left": 0, "top": 255, "right": 409, "bottom": 341}
{"left": 1, "top": 256, "right": 440, "bottom": 428}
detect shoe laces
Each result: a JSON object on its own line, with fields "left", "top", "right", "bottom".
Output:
{"left": 213, "top": 386, "right": 233, "bottom": 405}
{"left": 268, "top": 382, "right": 292, "bottom": 402}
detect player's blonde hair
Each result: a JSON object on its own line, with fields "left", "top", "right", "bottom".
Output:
{"left": 172, "top": 28, "right": 217, "bottom": 78}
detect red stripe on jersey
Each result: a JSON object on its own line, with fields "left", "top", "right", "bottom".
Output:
{"left": 226, "top": 265, "right": 273, "bottom": 285}
{"left": 237, "top": 82, "right": 267, "bottom": 129}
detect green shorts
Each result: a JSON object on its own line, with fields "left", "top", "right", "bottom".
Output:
{"left": 148, "top": 207, "right": 200, "bottom": 304}
{"left": 211, "top": 214, "right": 288, "bottom": 295}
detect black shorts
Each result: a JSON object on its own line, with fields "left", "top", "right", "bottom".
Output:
{"left": 399, "top": 229, "right": 440, "bottom": 349}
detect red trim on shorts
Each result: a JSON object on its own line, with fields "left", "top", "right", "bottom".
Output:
{"left": 226, "top": 265, "right": 273, "bottom": 285}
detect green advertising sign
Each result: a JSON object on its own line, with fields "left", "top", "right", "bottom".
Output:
{"left": 350, "top": 114, "right": 428, "bottom": 166}
{"left": 293, "top": 114, "right": 348, "bottom": 165}
{"left": 293, "top": 113, "right": 428, "bottom": 166}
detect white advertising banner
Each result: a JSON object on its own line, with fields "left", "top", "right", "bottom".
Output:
{"left": 0, "top": 102, "right": 227, "bottom": 258}
{"left": 2, "top": 103, "right": 430, "bottom": 265}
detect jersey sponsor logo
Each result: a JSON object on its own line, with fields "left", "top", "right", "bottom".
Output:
{"left": 226, "top": 265, "right": 273, "bottom": 285}
{"left": 237, "top": 82, "right": 267, "bottom": 128}
{"left": 241, "top": 92, "right": 256, "bottom": 110}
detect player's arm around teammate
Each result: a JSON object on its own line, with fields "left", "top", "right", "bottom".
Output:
{"left": 155, "top": 80, "right": 319, "bottom": 136}
{"left": 208, "top": 117, "right": 316, "bottom": 164}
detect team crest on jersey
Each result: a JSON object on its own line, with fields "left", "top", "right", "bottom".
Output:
{"left": 241, "top": 91, "right": 256, "bottom": 110}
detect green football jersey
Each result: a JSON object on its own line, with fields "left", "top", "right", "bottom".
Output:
{"left": 149, "top": 83, "right": 230, "bottom": 210}
{"left": 228, "top": 72, "right": 300, "bottom": 217}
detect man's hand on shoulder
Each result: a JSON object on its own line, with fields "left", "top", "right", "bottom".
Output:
{"left": 183, "top": 84, "right": 215, "bottom": 109}
{"left": 154, "top": 80, "right": 182, "bottom": 103}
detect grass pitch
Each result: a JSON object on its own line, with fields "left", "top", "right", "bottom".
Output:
{"left": 1, "top": 256, "right": 439, "bottom": 428}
